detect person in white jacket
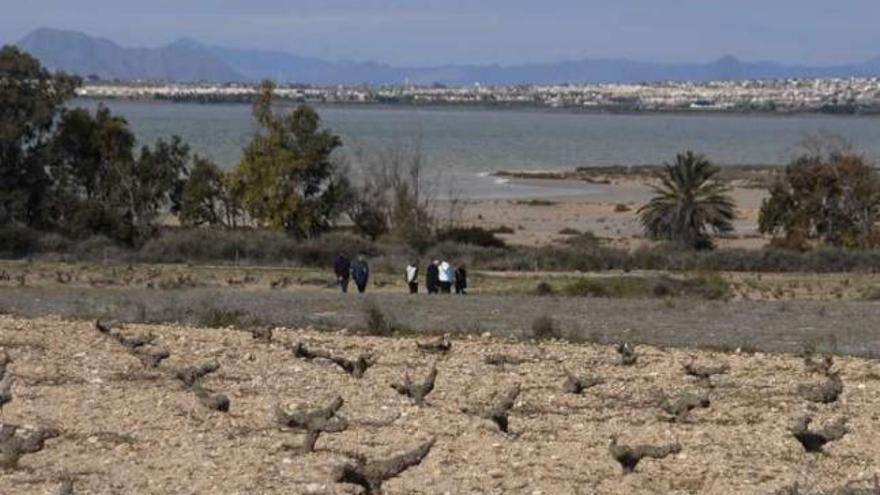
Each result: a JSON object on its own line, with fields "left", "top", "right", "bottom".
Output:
{"left": 405, "top": 261, "right": 419, "bottom": 294}
{"left": 438, "top": 260, "right": 455, "bottom": 294}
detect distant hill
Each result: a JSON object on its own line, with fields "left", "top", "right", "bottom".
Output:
{"left": 15, "top": 28, "right": 880, "bottom": 85}
{"left": 18, "top": 28, "right": 242, "bottom": 82}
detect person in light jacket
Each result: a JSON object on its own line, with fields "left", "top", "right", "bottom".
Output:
{"left": 438, "top": 260, "right": 454, "bottom": 294}
{"left": 405, "top": 261, "right": 419, "bottom": 294}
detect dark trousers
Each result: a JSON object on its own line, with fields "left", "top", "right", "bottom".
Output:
{"left": 338, "top": 276, "right": 349, "bottom": 293}
{"left": 356, "top": 282, "right": 367, "bottom": 294}
{"left": 408, "top": 282, "right": 418, "bottom": 294}
{"left": 439, "top": 282, "right": 452, "bottom": 294}
{"left": 455, "top": 284, "right": 466, "bottom": 295}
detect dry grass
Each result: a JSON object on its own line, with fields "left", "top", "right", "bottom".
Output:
{"left": 1, "top": 316, "right": 879, "bottom": 494}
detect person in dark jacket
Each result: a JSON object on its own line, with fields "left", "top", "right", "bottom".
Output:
{"left": 426, "top": 260, "right": 440, "bottom": 294}
{"left": 454, "top": 264, "right": 468, "bottom": 295}
{"left": 351, "top": 255, "right": 370, "bottom": 294}
{"left": 334, "top": 253, "right": 351, "bottom": 293}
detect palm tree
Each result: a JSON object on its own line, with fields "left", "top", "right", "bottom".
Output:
{"left": 638, "top": 151, "right": 736, "bottom": 249}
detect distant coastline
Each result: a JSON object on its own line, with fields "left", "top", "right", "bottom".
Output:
{"left": 75, "top": 77, "right": 880, "bottom": 117}
{"left": 77, "top": 94, "right": 880, "bottom": 117}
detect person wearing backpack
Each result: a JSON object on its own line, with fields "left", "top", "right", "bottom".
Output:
{"left": 351, "top": 255, "right": 370, "bottom": 294}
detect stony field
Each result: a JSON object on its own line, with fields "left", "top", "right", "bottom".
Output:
{"left": 1, "top": 316, "right": 879, "bottom": 494}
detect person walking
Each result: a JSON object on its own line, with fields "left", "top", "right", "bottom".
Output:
{"left": 455, "top": 264, "right": 468, "bottom": 295}
{"left": 406, "top": 261, "right": 419, "bottom": 294}
{"left": 426, "top": 260, "right": 440, "bottom": 294}
{"left": 334, "top": 253, "right": 351, "bottom": 293}
{"left": 351, "top": 255, "right": 370, "bottom": 294}
{"left": 438, "top": 260, "right": 454, "bottom": 294}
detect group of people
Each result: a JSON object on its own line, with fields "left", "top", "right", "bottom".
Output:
{"left": 333, "top": 254, "right": 370, "bottom": 294}
{"left": 406, "top": 259, "right": 467, "bottom": 295}
{"left": 333, "top": 253, "right": 467, "bottom": 295}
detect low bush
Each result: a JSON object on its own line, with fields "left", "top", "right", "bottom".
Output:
{"left": 363, "top": 300, "right": 393, "bottom": 336}
{"left": 530, "top": 315, "right": 561, "bottom": 340}
{"left": 562, "top": 274, "right": 731, "bottom": 300}
{"left": 197, "top": 307, "right": 250, "bottom": 328}
{"left": 534, "top": 281, "right": 557, "bottom": 296}
{"left": 0, "top": 224, "right": 42, "bottom": 258}
{"left": 436, "top": 226, "right": 506, "bottom": 248}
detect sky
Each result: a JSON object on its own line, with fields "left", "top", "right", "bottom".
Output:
{"left": 3, "top": 0, "right": 879, "bottom": 66}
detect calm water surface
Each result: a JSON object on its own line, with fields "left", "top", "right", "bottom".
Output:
{"left": 75, "top": 99, "right": 880, "bottom": 199}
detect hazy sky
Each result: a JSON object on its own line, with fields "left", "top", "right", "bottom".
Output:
{"left": 4, "top": 1, "right": 879, "bottom": 66}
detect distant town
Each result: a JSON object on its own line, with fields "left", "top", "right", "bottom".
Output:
{"left": 77, "top": 77, "right": 880, "bottom": 114}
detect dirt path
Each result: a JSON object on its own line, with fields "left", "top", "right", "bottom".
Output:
{"left": 1, "top": 316, "right": 878, "bottom": 494}
{"left": 1, "top": 287, "right": 879, "bottom": 357}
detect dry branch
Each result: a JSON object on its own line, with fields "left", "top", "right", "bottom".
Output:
{"left": 416, "top": 337, "right": 451, "bottom": 354}
{"left": 798, "top": 372, "right": 843, "bottom": 404}
{"left": 462, "top": 384, "right": 521, "bottom": 433}
{"left": 289, "top": 343, "right": 374, "bottom": 378}
{"left": 334, "top": 439, "right": 435, "bottom": 495}
{"left": 617, "top": 343, "right": 637, "bottom": 366}
{"left": 659, "top": 391, "right": 710, "bottom": 422}
{"left": 175, "top": 361, "right": 221, "bottom": 387}
{"left": 562, "top": 370, "right": 603, "bottom": 395}
{"left": 276, "top": 396, "right": 348, "bottom": 453}
{"left": 0, "top": 424, "right": 60, "bottom": 470}
{"left": 192, "top": 383, "right": 230, "bottom": 412}
{"left": 391, "top": 365, "right": 437, "bottom": 406}
{"left": 790, "top": 416, "right": 847, "bottom": 453}
{"left": 608, "top": 436, "right": 681, "bottom": 473}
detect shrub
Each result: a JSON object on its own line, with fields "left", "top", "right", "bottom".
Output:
{"left": 197, "top": 307, "right": 249, "bottom": 328}
{"left": 686, "top": 272, "right": 732, "bottom": 300}
{"left": 492, "top": 225, "right": 515, "bottom": 234}
{"left": 530, "top": 315, "right": 561, "bottom": 340}
{"left": 0, "top": 224, "right": 41, "bottom": 258}
{"left": 534, "top": 281, "right": 556, "bottom": 296}
{"left": 436, "top": 226, "right": 506, "bottom": 248}
{"left": 363, "top": 300, "right": 393, "bottom": 336}
{"left": 558, "top": 227, "right": 582, "bottom": 235}
{"left": 72, "top": 235, "right": 127, "bottom": 261}
{"left": 562, "top": 277, "right": 647, "bottom": 298}
{"left": 614, "top": 203, "right": 631, "bottom": 212}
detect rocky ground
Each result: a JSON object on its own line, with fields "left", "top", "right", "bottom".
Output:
{"left": 1, "top": 316, "right": 879, "bottom": 494}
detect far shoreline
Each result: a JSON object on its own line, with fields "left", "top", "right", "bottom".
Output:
{"left": 74, "top": 96, "right": 880, "bottom": 119}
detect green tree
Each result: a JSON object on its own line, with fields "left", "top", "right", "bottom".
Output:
{"left": 759, "top": 147, "right": 880, "bottom": 250}
{"left": 230, "top": 81, "right": 351, "bottom": 238}
{"left": 49, "top": 105, "right": 190, "bottom": 244}
{"left": 179, "top": 157, "right": 242, "bottom": 227}
{"left": 0, "top": 46, "right": 79, "bottom": 226}
{"left": 638, "top": 151, "right": 736, "bottom": 249}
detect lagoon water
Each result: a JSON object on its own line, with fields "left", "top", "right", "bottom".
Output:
{"left": 76, "top": 99, "right": 880, "bottom": 199}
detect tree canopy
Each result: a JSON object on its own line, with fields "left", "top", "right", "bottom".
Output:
{"left": 0, "top": 46, "right": 79, "bottom": 226}
{"left": 230, "top": 81, "right": 351, "bottom": 238}
{"left": 639, "top": 151, "right": 736, "bottom": 249}
{"left": 759, "top": 145, "right": 880, "bottom": 250}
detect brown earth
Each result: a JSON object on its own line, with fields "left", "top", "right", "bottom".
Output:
{"left": 1, "top": 316, "right": 879, "bottom": 494}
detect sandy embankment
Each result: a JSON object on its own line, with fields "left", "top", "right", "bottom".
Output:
{"left": 460, "top": 173, "right": 769, "bottom": 249}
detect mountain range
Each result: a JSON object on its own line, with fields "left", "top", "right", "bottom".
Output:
{"left": 16, "top": 28, "right": 880, "bottom": 85}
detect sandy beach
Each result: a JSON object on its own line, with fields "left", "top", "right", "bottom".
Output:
{"left": 461, "top": 173, "right": 770, "bottom": 249}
